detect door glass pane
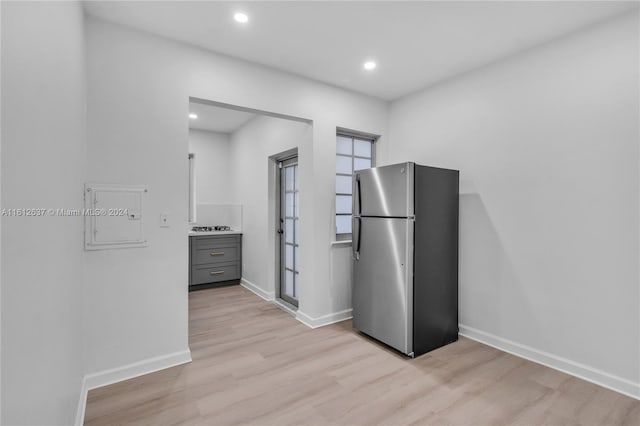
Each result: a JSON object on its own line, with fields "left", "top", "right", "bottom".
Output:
{"left": 337, "top": 135, "right": 353, "bottom": 155}
{"left": 294, "top": 273, "right": 299, "bottom": 297}
{"left": 286, "top": 244, "right": 293, "bottom": 269}
{"left": 336, "top": 155, "right": 352, "bottom": 174}
{"left": 336, "top": 195, "right": 352, "bottom": 214}
{"left": 286, "top": 193, "right": 294, "bottom": 217}
{"left": 285, "top": 166, "right": 294, "bottom": 191}
{"left": 294, "top": 219, "right": 299, "bottom": 244}
{"left": 336, "top": 215, "right": 352, "bottom": 234}
{"left": 285, "top": 219, "right": 293, "bottom": 243}
{"left": 295, "top": 246, "right": 299, "bottom": 273}
{"left": 285, "top": 270, "right": 294, "bottom": 297}
{"left": 354, "top": 157, "right": 371, "bottom": 171}
{"left": 336, "top": 175, "right": 352, "bottom": 194}
{"left": 294, "top": 192, "right": 299, "bottom": 217}
{"left": 294, "top": 165, "right": 299, "bottom": 190}
{"left": 354, "top": 139, "right": 372, "bottom": 158}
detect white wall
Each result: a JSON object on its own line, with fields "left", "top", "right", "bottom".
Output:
{"left": 84, "top": 17, "right": 387, "bottom": 375}
{"left": 188, "top": 129, "right": 231, "bottom": 204}
{"left": 386, "top": 12, "right": 640, "bottom": 392}
{"left": 228, "top": 115, "right": 310, "bottom": 297}
{"left": 1, "top": 2, "right": 86, "bottom": 424}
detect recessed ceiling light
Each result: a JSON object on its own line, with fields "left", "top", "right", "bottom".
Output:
{"left": 363, "top": 61, "right": 377, "bottom": 71}
{"left": 234, "top": 12, "right": 249, "bottom": 23}
{"left": 189, "top": 113, "right": 198, "bottom": 119}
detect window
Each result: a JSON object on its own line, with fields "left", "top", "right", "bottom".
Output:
{"left": 188, "top": 153, "right": 196, "bottom": 223}
{"left": 335, "top": 132, "right": 375, "bottom": 237}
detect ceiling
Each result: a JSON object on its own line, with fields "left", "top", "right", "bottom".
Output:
{"left": 84, "top": 1, "right": 638, "bottom": 101}
{"left": 189, "top": 102, "right": 256, "bottom": 133}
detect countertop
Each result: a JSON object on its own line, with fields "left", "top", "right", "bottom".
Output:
{"left": 188, "top": 230, "right": 242, "bottom": 237}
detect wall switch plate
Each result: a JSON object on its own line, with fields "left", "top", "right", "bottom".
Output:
{"left": 160, "top": 212, "right": 170, "bottom": 227}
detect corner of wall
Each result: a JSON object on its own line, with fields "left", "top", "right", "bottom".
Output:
{"left": 241, "top": 278, "right": 274, "bottom": 301}
{"left": 74, "top": 349, "right": 192, "bottom": 425}
{"left": 296, "top": 309, "right": 353, "bottom": 329}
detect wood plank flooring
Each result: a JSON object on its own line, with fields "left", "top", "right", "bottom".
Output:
{"left": 84, "top": 286, "right": 640, "bottom": 426}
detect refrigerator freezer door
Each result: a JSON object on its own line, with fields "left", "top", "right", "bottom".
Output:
{"left": 353, "top": 217, "right": 413, "bottom": 355}
{"left": 354, "top": 162, "right": 414, "bottom": 218}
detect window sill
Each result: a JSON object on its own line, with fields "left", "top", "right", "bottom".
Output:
{"left": 331, "top": 240, "right": 352, "bottom": 247}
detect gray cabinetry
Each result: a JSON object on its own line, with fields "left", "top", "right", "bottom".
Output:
{"left": 189, "top": 234, "right": 242, "bottom": 288}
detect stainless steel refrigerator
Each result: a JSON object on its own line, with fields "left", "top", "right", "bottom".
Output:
{"left": 352, "top": 162, "right": 459, "bottom": 357}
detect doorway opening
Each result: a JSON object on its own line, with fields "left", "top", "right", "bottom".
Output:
{"left": 186, "top": 97, "right": 311, "bottom": 346}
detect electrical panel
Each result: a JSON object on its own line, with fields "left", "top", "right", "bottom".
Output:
{"left": 84, "top": 184, "right": 148, "bottom": 250}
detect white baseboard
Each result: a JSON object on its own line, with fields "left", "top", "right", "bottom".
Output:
{"left": 273, "top": 299, "right": 297, "bottom": 316}
{"left": 459, "top": 324, "right": 640, "bottom": 401}
{"left": 75, "top": 377, "right": 89, "bottom": 426}
{"left": 240, "top": 278, "right": 274, "bottom": 301}
{"left": 240, "top": 279, "right": 351, "bottom": 330}
{"left": 74, "top": 349, "right": 192, "bottom": 425}
{"left": 240, "top": 279, "right": 351, "bottom": 328}
{"left": 296, "top": 308, "right": 353, "bottom": 329}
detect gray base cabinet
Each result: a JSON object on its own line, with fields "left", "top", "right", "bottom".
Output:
{"left": 189, "top": 234, "right": 242, "bottom": 288}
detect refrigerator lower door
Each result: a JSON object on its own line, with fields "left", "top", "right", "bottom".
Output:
{"left": 353, "top": 217, "right": 414, "bottom": 355}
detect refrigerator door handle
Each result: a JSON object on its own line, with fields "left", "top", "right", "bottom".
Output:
{"left": 355, "top": 173, "right": 361, "bottom": 217}
{"left": 352, "top": 216, "right": 361, "bottom": 260}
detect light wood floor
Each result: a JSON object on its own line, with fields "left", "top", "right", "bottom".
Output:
{"left": 85, "top": 285, "right": 640, "bottom": 426}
